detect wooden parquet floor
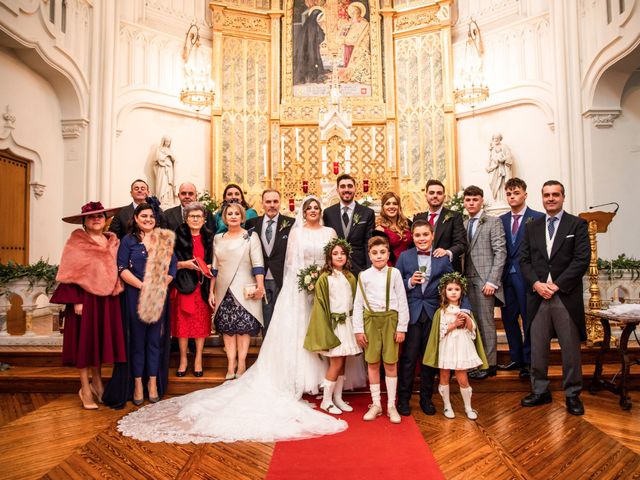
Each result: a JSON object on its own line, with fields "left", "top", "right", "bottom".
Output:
{"left": 1, "top": 391, "right": 639, "bottom": 480}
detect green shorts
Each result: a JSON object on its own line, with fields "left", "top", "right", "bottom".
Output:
{"left": 363, "top": 309, "right": 399, "bottom": 364}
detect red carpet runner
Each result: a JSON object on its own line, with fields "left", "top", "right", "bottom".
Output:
{"left": 266, "top": 394, "right": 444, "bottom": 480}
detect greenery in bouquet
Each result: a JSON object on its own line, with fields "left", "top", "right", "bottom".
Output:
{"left": 297, "top": 264, "right": 321, "bottom": 293}
{"left": 444, "top": 189, "right": 467, "bottom": 219}
{"left": 197, "top": 190, "right": 219, "bottom": 213}
{"left": 0, "top": 259, "right": 58, "bottom": 296}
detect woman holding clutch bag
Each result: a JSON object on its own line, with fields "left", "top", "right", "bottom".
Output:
{"left": 209, "top": 201, "right": 265, "bottom": 380}
{"left": 173, "top": 202, "right": 214, "bottom": 378}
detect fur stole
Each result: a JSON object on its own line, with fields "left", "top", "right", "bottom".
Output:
{"left": 138, "top": 228, "right": 175, "bottom": 324}
{"left": 56, "top": 229, "right": 122, "bottom": 296}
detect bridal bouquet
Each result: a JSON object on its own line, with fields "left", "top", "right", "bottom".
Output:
{"left": 297, "top": 264, "right": 321, "bottom": 293}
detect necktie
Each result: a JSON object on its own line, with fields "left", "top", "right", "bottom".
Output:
{"left": 467, "top": 218, "right": 477, "bottom": 243}
{"left": 511, "top": 214, "right": 521, "bottom": 238}
{"left": 265, "top": 219, "right": 274, "bottom": 244}
{"left": 547, "top": 216, "right": 558, "bottom": 238}
{"left": 428, "top": 213, "right": 437, "bottom": 226}
{"left": 342, "top": 207, "right": 350, "bottom": 229}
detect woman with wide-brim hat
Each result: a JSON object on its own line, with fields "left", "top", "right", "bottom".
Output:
{"left": 50, "top": 201, "right": 127, "bottom": 410}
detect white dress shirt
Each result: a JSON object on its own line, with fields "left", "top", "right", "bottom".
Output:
{"left": 352, "top": 266, "right": 410, "bottom": 334}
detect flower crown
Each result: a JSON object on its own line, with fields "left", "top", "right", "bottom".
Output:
{"left": 323, "top": 237, "right": 352, "bottom": 257}
{"left": 438, "top": 272, "right": 468, "bottom": 295}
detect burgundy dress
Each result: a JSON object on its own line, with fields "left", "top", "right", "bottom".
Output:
{"left": 171, "top": 234, "right": 212, "bottom": 338}
{"left": 50, "top": 283, "right": 126, "bottom": 368}
{"left": 382, "top": 226, "right": 412, "bottom": 266}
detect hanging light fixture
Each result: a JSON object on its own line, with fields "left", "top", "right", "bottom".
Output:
{"left": 180, "top": 23, "right": 215, "bottom": 111}
{"left": 454, "top": 19, "right": 489, "bottom": 106}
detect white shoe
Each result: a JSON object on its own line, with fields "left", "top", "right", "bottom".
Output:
{"left": 387, "top": 405, "right": 401, "bottom": 424}
{"left": 363, "top": 404, "right": 383, "bottom": 421}
{"left": 443, "top": 406, "right": 455, "bottom": 419}
{"left": 465, "top": 408, "right": 478, "bottom": 420}
{"left": 320, "top": 402, "right": 342, "bottom": 415}
{"left": 333, "top": 397, "right": 353, "bottom": 412}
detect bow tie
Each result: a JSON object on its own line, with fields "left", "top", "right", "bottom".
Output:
{"left": 417, "top": 250, "right": 430, "bottom": 256}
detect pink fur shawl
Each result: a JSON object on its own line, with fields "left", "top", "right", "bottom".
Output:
{"left": 56, "top": 229, "right": 123, "bottom": 296}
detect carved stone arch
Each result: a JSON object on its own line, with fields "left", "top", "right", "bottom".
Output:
{"left": 0, "top": 122, "right": 44, "bottom": 189}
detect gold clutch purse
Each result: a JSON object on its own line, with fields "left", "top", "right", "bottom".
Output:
{"left": 243, "top": 283, "right": 257, "bottom": 299}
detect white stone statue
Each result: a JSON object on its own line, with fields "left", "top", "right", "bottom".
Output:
{"left": 154, "top": 135, "right": 177, "bottom": 208}
{"left": 486, "top": 133, "right": 513, "bottom": 204}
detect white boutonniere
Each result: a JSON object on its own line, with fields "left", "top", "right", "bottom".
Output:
{"left": 443, "top": 211, "right": 454, "bottom": 223}
{"left": 279, "top": 219, "right": 291, "bottom": 231}
{"left": 525, "top": 216, "right": 534, "bottom": 224}
{"left": 352, "top": 213, "right": 361, "bottom": 225}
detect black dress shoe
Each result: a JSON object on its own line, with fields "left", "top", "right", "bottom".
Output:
{"left": 566, "top": 395, "right": 584, "bottom": 416}
{"left": 498, "top": 361, "right": 523, "bottom": 371}
{"left": 469, "top": 366, "right": 497, "bottom": 380}
{"left": 175, "top": 370, "right": 187, "bottom": 377}
{"left": 521, "top": 390, "right": 552, "bottom": 407}
{"left": 420, "top": 398, "right": 436, "bottom": 415}
{"left": 397, "top": 402, "right": 411, "bottom": 416}
{"left": 193, "top": 370, "right": 204, "bottom": 378}
{"left": 519, "top": 366, "right": 530, "bottom": 379}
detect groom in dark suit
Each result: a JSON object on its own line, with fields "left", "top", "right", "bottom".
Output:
{"left": 499, "top": 178, "right": 544, "bottom": 378}
{"left": 396, "top": 220, "right": 472, "bottom": 416}
{"left": 520, "top": 180, "right": 590, "bottom": 415}
{"left": 322, "top": 174, "right": 375, "bottom": 276}
{"left": 245, "top": 189, "right": 295, "bottom": 334}
{"left": 413, "top": 179, "right": 467, "bottom": 272}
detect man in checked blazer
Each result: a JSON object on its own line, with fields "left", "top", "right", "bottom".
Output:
{"left": 322, "top": 174, "right": 375, "bottom": 276}
{"left": 245, "top": 189, "right": 295, "bottom": 334}
{"left": 462, "top": 185, "right": 507, "bottom": 380}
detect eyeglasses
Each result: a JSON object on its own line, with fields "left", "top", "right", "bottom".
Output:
{"left": 187, "top": 215, "right": 204, "bottom": 220}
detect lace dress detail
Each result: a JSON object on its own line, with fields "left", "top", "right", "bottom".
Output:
{"left": 118, "top": 219, "right": 349, "bottom": 443}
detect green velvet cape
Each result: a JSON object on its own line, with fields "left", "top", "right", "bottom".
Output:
{"left": 303, "top": 271, "right": 356, "bottom": 352}
{"left": 422, "top": 308, "right": 489, "bottom": 370}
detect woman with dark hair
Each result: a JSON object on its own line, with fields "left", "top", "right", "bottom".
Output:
{"left": 173, "top": 202, "right": 213, "bottom": 377}
{"left": 376, "top": 191, "right": 412, "bottom": 266}
{"left": 212, "top": 183, "right": 258, "bottom": 233}
{"left": 103, "top": 202, "right": 177, "bottom": 408}
{"left": 50, "top": 202, "right": 126, "bottom": 410}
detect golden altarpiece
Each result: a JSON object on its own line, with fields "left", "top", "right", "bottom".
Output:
{"left": 208, "top": 0, "right": 456, "bottom": 214}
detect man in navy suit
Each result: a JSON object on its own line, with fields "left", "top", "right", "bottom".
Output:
{"left": 520, "top": 180, "right": 590, "bottom": 415}
{"left": 499, "top": 178, "right": 544, "bottom": 378}
{"left": 396, "top": 220, "right": 472, "bottom": 416}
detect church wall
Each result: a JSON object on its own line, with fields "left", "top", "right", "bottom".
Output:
{"left": 588, "top": 76, "right": 640, "bottom": 259}
{"left": 113, "top": 108, "right": 211, "bottom": 206}
{"left": 456, "top": 103, "right": 555, "bottom": 212}
{"left": 0, "top": 48, "right": 66, "bottom": 262}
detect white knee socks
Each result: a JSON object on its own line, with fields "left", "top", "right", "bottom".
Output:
{"left": 460, "top": 386, "right": 477, "bottom": 420}
{"left": 438, "top": 384, "right": 455, "bottom": 419}
{"left": 321, "top": 379, "right": 341, "bottom": 414}
{"left": 333, "top": 375, "right": 353, "bottom": 412}
{"left": 370, "top": 383, "right": 381, "bottom": 407}
{"left": 385, "top": 376, "right": 398, "bottom": 407}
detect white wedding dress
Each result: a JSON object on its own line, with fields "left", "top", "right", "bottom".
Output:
{"left": 117, "top": 199, "right": 357, "bottom": 443}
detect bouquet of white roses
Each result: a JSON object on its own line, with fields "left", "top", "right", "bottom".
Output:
{"left": 297, "top": 264, "right": 321, "bottom": 293}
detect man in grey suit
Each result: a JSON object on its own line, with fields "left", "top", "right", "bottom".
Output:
{"left": 520, "top": 180, "right": 590, "bottom": 415}
{"left": 462, "top": 185, "right": 507, "bottom": 379}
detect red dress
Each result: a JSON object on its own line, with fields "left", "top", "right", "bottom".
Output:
{"left": 382, "top": 226, "right": 412, "bottom": 266}
{"left": 50, "top": 283, "right": 126, "bottom": 368}
{"left": 172, "top": 234, "right": 212, "bottom": 338}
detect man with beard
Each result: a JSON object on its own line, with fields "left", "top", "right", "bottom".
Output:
{"left": 322, "top": 174, "right": 375, "bottom": 276}
{"left": 413, "top": 179, "right": 467, "bottom": 272}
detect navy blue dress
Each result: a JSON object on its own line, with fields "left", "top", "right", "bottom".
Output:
{"left": 103, "top": 233, "right": 177, "bottom": 408}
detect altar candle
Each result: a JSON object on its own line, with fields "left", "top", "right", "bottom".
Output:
{"left": 302, "top": 180, "right": 309, "bottom": 193}
{"left": 280, "top": 134, "right": 285, "bottom": 170}
{"left": 295, "top": 128, "right": 300, "bottom": 163}
{"left": 370, "top": 126, "right": 376, "bottom": 157}
{"left": 388, "top": 136, "right": 395, "bottom": 168}
{"left": 262, "top": 144, "right": 267, "bottom": 177}
{"left": 402, "top": 140, "right": 408, "bottom": 176}
{"left": 321, "top": 145, "right": 328, "bottom": 176}
{"left": 363, "top": 179, "right": 369, "bottom": 192}
{"left": 289, "top": 198, "right": 295, "bottom": 212}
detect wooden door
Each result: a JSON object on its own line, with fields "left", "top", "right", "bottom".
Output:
{"left": 0, "top": 151, "right": 30, "bottom": 264}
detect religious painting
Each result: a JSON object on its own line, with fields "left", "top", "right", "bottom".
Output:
{"left": 292, "top": 0, "right": 373, "bottom": 97}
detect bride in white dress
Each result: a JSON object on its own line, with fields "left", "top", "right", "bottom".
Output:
{"left": 118, "top": 196, "right": 360, "bottom": 443}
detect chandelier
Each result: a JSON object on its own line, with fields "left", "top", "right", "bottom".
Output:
{"left": 180, "top": 23, "right": 215, "bottom": 111}
{"left": 454, "top": 19, "right": 489, "bottom": 105}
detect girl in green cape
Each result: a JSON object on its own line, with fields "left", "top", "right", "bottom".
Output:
{"left": 304, "top": 238, "right": 363, "bottom": 414}
{"left": 423, "top": 273, "right": 488, "bottom": 420}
